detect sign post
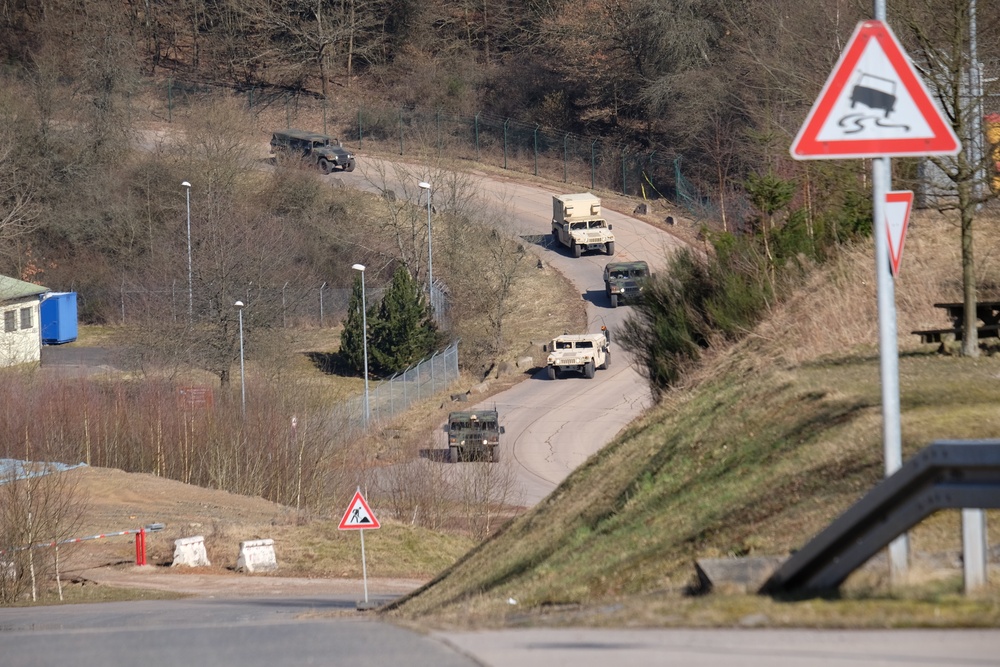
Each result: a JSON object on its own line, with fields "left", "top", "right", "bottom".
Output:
{"left": 338, "top": 487, "right": 380, "bottom": 608}
{"left": 790, "top": 18, "right": 960, "bottom": 584}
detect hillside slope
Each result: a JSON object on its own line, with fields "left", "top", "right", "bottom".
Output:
{"left": 386, "top": 212, "right": 1000, "bottom": 627}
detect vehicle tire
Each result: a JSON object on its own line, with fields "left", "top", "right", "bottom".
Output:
{"left": 600, "top": 350, "right": 610, "bottom": 370}
{"left": 572, "top": 241, "right": 581, "bottom": 258}
{"left": 610, "top": 293, "right": 618, "bottom": 308}
{"left": 491, "top": 445, "right": 499, "bottom": 463}
{"left": 606, "top": 241, "right": 615, "bottom": 256}
{"left": 344, "top": 159, "right": 356, "bottom": 172}
{"left": 546, "top": 365, "right": 557, "bottom": 380}
{"left": 450, "top": 445, "right": 461, "bottom": 463}
{"left": 319, "top": 158, "right": 332, "bottom": 174}
{"left": 584, "top": 360, "right": 595, "bottom": 379}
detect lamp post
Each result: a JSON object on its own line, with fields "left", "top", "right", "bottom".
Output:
{"left": 418, "top": 181, "right": 432, "bottom": 300}
{"left": 234, "top": 300, "right": 246, "bottom": 417}
{"left": 351, "top": 264, "right": 370, "bottom": 425}
{"left": 182, "top": 181, "right": 192, "bottom": 319}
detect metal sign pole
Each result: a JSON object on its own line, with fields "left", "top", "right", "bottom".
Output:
{"left": 873, "top": 0, "right": 907, "bottom": 583}
{"left": 360, "top": 528, "right": 369, "bottom": 604}
{"left": 873, "top": 157, "right": 908, "bottom": 581}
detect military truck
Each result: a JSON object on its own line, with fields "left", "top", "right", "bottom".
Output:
{"left": 603, "top": 260, "right": 650, "bottom": 308}
{"left": 551, "top": 193, "right": 615, "bottom": 257}
{"left": 544, "top": 328, "right": 611, "bottom": 379}
{"left": 269, "top": 129, "right": 357, "bottom": 173}
{"left": 447, "top": 410, "right": 504, "bottom": 462}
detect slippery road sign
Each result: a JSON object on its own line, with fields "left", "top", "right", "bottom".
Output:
{"left": 791, "top": 20, "right": 960, "bottom": 159}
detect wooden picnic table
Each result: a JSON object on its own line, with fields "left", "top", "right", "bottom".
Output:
{"left": 913, "top": 300, "right": 1000, "bottom": 345}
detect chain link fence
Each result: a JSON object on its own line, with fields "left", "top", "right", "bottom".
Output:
{"left": 337, "top": 340, "right": 460, "bottom": 429}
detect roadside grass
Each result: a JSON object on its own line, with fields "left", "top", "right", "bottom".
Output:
{"left": 385, "top": 217, "right": 1000, "bottom": 628}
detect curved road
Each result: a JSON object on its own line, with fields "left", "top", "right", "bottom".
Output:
{"left": 337, "top": 162, "right": 683, "bottom": 504}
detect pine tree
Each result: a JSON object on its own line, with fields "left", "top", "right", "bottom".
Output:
{"left": 370, "top": 265, "right": 438, "bottom": 375}
{"left": 339, "top": 275, "right": 368, "bottom": 376}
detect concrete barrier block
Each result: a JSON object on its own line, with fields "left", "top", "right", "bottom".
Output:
{"left": 516, "top": 356, "right": 534, "bottom": 369}
{"left": 236, "top": 538, "right": 278, "bottom": 573}
{"left": 172, "top": 535, "right": 211, "bottom": 567}
{"left": 693, "top": 556, "right": 783, "bottom": 594}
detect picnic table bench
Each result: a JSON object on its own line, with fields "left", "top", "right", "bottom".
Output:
{"left": 912, "top": 301, "right": 1000, "bottom": 344}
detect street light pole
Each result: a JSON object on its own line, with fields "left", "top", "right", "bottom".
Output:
{"left": 418, "top": 182, "right": 432, "bottom": 300}
{"left": 235, "top": 300, "right": 246, "bottom": 418}
{"left": 352, "top": 264, "right": 370, "bottom": 425}
{"left": 182, "top": 181, "right": 192, "bottom": 320}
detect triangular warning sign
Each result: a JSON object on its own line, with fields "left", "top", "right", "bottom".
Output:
{"left": 791, "top": 20, "right": 960, "bottom": 159}
{"left": 885, "top": 190, "right": 913, "bottom": 277}
{"left": 338, "top": 489, "right": 380, "bottom": 530}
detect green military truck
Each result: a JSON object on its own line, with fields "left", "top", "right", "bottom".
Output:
{"left": 603, "top": 260, "right": 650, "bottom": 308}
{"left": 447, "top": 410, "right": 504, "bottom": 462}
{"left": 269, "top": 129, "right": 357, "bottom": 173}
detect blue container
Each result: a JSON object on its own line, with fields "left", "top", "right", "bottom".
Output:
{"left": 40, "top": 292, "right": 78, "bottom": 344}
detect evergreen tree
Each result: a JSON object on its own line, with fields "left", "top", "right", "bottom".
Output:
{"left": 339, "top": 274, "right": 368, "bottom": 376}
{"left": 370, "top": 265, "right": 438, "bottom": 375}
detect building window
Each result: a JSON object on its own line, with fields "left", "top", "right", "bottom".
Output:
{"left": 20, "top": 307, "right": 32, "bottom": 330}
{"left": 4, "top": 311, "right": 14, "bottom": 333}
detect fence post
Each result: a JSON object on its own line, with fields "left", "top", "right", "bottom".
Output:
{"left": 474, "top": 112, "right": 481, "bottom": 160}
{"left": 534, "top": 124, "right": 540, "bottom": 176}
{"left": 564, "top": 133, "right": 569, "bottom": 183}
{"left": 319, "top": 282, "right": 327, "bottom": 327}
{"left": 591, "top": 140, "right": 598, "bottom": 190}
{"left": 621, "top": 147, "right": 627, "bottom": 195}
{"left": 503, "top": 118, "right": 510, "bottom": 170}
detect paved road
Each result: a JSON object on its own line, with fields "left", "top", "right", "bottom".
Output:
{"left": 335, "top": 161, "right": 684, "bottom": 505}
{"left": 2, "top": 597, "right": 997, "bottom": 667}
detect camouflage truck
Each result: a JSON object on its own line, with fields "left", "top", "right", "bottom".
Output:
{"left": 603, "top": 260, "right": 650, "bottom": 308}
{"left": 269, "top": 129, "right": 357, "bottom": 173}
{"left": 447, "top": 410, "right": 504, "bottom": 462}
{"left": 544, "top": 329, "right": 611, "bottom": 379}
{"left": 551, "top": 193, "right": 615, "bottom": 257}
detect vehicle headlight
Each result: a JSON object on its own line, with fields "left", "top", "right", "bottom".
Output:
{"left": 482, "top": 439, "right": 488, "bottom": 445}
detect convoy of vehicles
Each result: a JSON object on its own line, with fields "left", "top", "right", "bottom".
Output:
{"left": 551, "top": 193, "right": 615, "bottom": 257}
{"left": 269, "top": 129, "right": 357, "bottom": 173}
{"left": 447, "top": 410, "right": 504, "bottom": 462}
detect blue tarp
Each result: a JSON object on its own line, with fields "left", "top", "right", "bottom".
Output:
{"left": 0, "top": 459, "right": 87, "bottom": 484}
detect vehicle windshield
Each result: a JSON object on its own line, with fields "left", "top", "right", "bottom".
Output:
{"left": 570, "top": 222, "right": 586, "bottom": 230}
{"left": 576, "top": 341, "right": 593, "bottom": 349}
{"left": 588, "top": 220, "right": 605, "bottom": 229}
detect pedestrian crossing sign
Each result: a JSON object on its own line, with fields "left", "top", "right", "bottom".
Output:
{"left": 338, "top": 489, "right": 380, "bottom": 530}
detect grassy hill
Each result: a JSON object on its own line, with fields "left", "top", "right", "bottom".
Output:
{"left": 386, "top": 212, "right": 1000, "bottom": 628}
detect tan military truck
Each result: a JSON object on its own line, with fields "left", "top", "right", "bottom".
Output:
{"left": 544, "top": 328, "right": 611, "bottom": 379}
{"left": 551, "top": 193, "right": 615, "bottom": 257}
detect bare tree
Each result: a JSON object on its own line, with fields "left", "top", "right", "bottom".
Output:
{"left": 0, "top": 462, "right": 85, "bottom": 603}
{"left": 897, "top": 0, "right": 1000, "bottom": 357}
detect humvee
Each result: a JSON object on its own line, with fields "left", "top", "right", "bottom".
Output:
{"left": 447, "top": 410, "right": 504, "bottom": 463}
{"left": 551, "top": 193, "right": 615, "bottom": 257}
{"left": 269, "top": 129, "right": 357, "bottom": 173}
{"left": 603, "top": 260, "right": 650, "bottom": 308}
{"left": 544, "top": 329, "right": 611, "bottom": 379}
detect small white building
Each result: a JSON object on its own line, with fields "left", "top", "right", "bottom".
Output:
{"left": 0, "top": 275, "right": 49, "bottom": 368}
